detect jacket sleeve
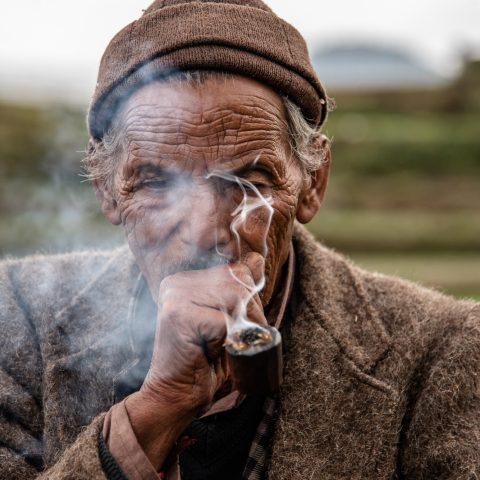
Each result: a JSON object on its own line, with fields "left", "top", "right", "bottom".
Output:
{"left": 400, "top": 305, "right": 480, "bottom": 479}
{"left": 0, "top": 260, "right": 108, "bottom": 480}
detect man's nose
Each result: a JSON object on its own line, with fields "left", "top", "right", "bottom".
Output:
{"left": 182, "top": 183, "right": 232, "bottom": 253}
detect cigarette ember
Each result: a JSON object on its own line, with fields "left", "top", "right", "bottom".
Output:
{"left": 225, "top": 326, "right": 273, "bottom": 352}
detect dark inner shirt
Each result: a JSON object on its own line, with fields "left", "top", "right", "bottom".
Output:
{"left": 179, "top": 394, "right": 266, "bottom": 480}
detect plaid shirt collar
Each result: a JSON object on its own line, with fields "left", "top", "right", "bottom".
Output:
{"left": 243, "top": 245, "right": 295, "bottom": 480}
{"left": 242, "top": 395, "right": 278, "bottom": 480}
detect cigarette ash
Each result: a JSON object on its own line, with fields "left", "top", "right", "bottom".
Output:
{"left": 225, "top": 326, "right": 273, "bottom": 352}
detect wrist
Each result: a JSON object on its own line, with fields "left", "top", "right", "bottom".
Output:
{"left": 126, "top": 388, "right": 196, "bottom": 434}
{"left": 124, "top": 390, "right": 196, "bottom": 470}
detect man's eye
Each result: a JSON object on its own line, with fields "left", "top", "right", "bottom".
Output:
{"left": 142, "top": 178, "right": 171, "bottom": 189}
{"left": 251, "top": 179, "right": 269, "bottom": 187}
{"left": 242, "top": 173, "right": 271, "bottom": 189}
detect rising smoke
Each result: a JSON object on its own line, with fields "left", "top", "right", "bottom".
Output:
{"left": 207, "top": 165, "right": 274, "bottom": 335}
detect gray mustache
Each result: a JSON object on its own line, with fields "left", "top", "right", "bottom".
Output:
{"left": 158, "top": 253, "right": 232, "bottom": 279}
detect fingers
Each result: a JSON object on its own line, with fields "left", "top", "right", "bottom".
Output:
{"left": 158, "top": 251, "right": 265, "bottom": 295}
{"left": 245, "top": 295, "right": 268, "bottom": 327}
{"left": 154, "top": 304, "right": 228, "bottom": 365}
{"left": 148, "top": 254, "right": 268, "bottom": 409}
{"left": 156, "top": 253, "right": 268, "bottom": 355}
{"left": 159, "top": 260, "right": 266, "bottom": 320}
{"left": 242, "top": 252, "right": 265, "bottom": 286}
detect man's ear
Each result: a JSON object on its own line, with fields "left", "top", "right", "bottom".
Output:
{"left": 296, "top": 134, "right": 331, "bottom": 224}
{"left": 93, "top": 179, "right": 122, "bottom": 225}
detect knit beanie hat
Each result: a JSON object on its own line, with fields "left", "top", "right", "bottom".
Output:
{"left": 88, "top": 0, "right": 327, "bottom": 140}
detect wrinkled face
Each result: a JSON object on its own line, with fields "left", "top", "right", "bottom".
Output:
{"left": 102, "top": 75, "right": 320, "bottom": 305}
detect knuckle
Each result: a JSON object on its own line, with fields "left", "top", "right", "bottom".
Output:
{"left": 231, "top": 283, "right": 249, "bottom": 303}
{"left": 160, "top": 299, "right": 178, "bottom": 321}
{"left": 159, "top": 276, "right": 173, "bottom": 295}
{"left": 158, "top": 273, "right": 185, "bottom": 299}
{"left": 230, "top": 264, "right": 253, "bottom": 285}
{"left": 161, "top": 299, "right": 197, "bottom": 325}
{"left": 246, "top": 301, "right": 260, "bottom": 319}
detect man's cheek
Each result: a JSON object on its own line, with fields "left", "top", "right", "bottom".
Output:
{"left": 263, "top": 199, "right": 296, "bottom": 260}
{"left": 121, "top": 197, "right": 171, "bottom": 243}
{"left": 235, "top": 209, "right": 272, "bottom": 252}
{"left": 267, "top": 197, "right": 297, "bottom": 263}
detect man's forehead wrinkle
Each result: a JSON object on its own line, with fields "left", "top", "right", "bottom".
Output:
{"left": 119, "top": 85, "right": 289, "bottom": 178}
{"left": 122, "top": 94, "right": 285, "bottom": 130}
{"left": 123, "top": 115, "right": 281, "bottom": 157}
{"left": 128, "top": 122, "right": 278, "bottom": 140}
{"left": 123, "top": 106, "right": 283, "bottom": 133}
{"left": 201, "top": 91, "right": 284, "bottom": 117}
{"left": 123, "top": 91, "right": 282, "bottom": 113}
{"left": 123, "top": 136, "right": 279, "bottom": 167}
{"left": 126, "top": 135, "right": 279, "bottom": 163}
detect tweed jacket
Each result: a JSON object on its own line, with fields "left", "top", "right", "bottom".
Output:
{"left": 0, "top": 224, "right": 479, "bottom": 480}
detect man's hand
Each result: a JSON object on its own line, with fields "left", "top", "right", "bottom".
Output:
{"left": 124, "top": 252, "right": 266, "bottom": 470}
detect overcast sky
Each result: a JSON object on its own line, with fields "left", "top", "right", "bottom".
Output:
{"left": 1, "top": 0, "right": 479, "bottom": 103}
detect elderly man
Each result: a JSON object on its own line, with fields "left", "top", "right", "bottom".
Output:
{"left": 1, "top": 1, "right": 479, "bottom": 479}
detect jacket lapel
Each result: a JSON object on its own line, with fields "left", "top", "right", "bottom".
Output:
{"left": 268, "top": 225, "right": 399, "bottom": 480}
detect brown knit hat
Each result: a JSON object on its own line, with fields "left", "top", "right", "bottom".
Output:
{"left": 88, "top": 0, "right": 327, "bottom": 140}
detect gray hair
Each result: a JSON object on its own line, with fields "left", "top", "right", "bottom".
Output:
{"left": 83, "top": 72, "right": 328, "bottom": 188}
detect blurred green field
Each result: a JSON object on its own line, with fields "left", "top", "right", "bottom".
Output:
{"left": 0, "top": 61, "right": 479, "bottom": 299}
{"left": 309, "top": 209, "right": 480, "bottom": 252}
{"left": 309, "top": 210, "right": 480, "bottom": 300}
{"left": 350, "top": 253, "right": 480, "bottom": 300}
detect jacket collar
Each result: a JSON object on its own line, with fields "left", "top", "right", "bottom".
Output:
{"left": 291, "top": 223, "right": 391, "bottom": 373}
{"left": 267, "top": 224, "right": 398, "bottom": 479}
